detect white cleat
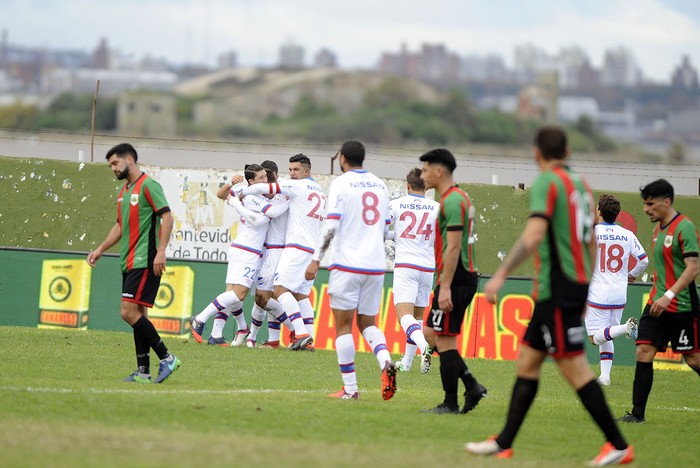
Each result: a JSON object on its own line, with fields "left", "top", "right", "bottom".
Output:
{"left": 420, "top": 344, "right": 432, "bottom": 374}
{"left": 231, "top": 329, "right": 250, "bottom": 347}
{"left": 597, "top": 377, "right": 611, "bottom": 387}
{"left": 245, "top": 338, "right": 256, "bottom": 348}
{"left": 395, "top": 360, "right": 411, "bottom": 372}
{"left": 625, "top": 317, "right": 638, "bottom": 340}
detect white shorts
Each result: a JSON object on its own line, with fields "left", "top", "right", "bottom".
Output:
{"left": 328, "top": 269, "right": 384, "bottom": 315}
{"left": 257, "top": 247, "right": 283, "bottom": 291}
{"left": 226, "top": 245, "right": 262, "bottom": 288}
{"left": 584, "top": 305, "right": 623, "bottom": 336}
{"left": 392, "top": 267, "right": 434, "bottom": 307}
{"left": 274, "top": 248, "right": 315, "bottom": 295}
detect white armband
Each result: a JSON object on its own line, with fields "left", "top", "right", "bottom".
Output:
{"left": 663, "top": 290, "right": 675, "bottom": 300}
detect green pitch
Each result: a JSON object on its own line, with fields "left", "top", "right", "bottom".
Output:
{"left": 0, "top": 327, "right": 696, "bottom": 467}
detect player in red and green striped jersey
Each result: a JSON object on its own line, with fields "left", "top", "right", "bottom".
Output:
{"left": 467, "top": 127, "right": 633, "bottom": 466}
{"left": 87, "top": 143, "right": 181, "bottom": 384}
{"left": 618, "top": 179, "right": 700, "bottom": 424}
{"left": 418, "top": 148, "right": 487, "bottom": 415}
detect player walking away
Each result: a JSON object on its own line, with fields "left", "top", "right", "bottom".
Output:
{"left": 305, "top": 140, "right": 397, "bottom": 400}
{"left": 418, "top": 149, "right": 487, "bottom": 415}
{"left": 241, "top": 154, "right": 325, "bottom": 351}
{"left": 389, "top": 168, "right": 440, "bottom": 373}
{"left": 585, "top": 194, "right": 648, "bottom": 386}
{"left": 466, "top": 127, "right": 633, "bottom": 466}
{"left": 190, "top": 164, "right": 288, "bottom": 346}
{"left": 87, "top": 143, "right": 181, "bottom": 384}
{"left": 245, "top": 162, "right": 295, "bottom": 348}
{"left": 618, "top": 179, "right": 700, "bottom": 424}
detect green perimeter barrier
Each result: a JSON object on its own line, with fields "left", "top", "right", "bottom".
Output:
{"left": 1, "top": 247, "right": 691, "bottom": 370}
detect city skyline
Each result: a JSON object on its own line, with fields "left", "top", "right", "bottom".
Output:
{"left": 2, "top": 0, "right": 699, "bottom": 82}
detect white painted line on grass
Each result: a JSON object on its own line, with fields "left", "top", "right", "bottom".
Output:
{"left": 0, "top": 386, "right": 327, "bottom": 395}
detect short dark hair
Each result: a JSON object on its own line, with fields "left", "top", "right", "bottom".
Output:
{"left": 640, "top": 179, "right": 674, "bottom": 203}
{"left": 244, "top": 163, "right": 265, "bottom": 183}
{"left": 106, "top": 143, "right": 138, "bottom": 162}
{"left": 419, "top": 148, "right": 456, "bottom": 173}
{"left": 289, "top": 153, "right": 311, "bottom": 168}
{"left": 264, "top": 168, "right": 277, "bottom": 183}
{"left": 261, "top": 160, "right": 278, "bottom": 174}
{"left": 535, "top": 126, "right": 568, "bottom": 160}
{"left": 406, "top": 168, "right": 424, "bottom": 191}
{"left": 340, "top": 139, "right": 365, "bottom": 166}
{"left": 598, "top": 194, "right": 621, "bottom": 223}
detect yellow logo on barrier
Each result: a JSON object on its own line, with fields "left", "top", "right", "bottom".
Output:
{"left": 149, "top": 265, "right": 194, "bottom": 337}
{"left": 38, "top": 259, "right": 92, "bottom": 329}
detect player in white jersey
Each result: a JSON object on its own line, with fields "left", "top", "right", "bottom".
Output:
{"left": 306, "top": 140, "right": 397, "bottom": 401}
{"left": 240, "top": 154, "right": 325, "bottom": 351}
{"left": 189, "top": 164, "right": 287, "bottom": 346}
{"left": 246, "top": 161, "right": 296, "bottom": 348}
{"left": 585, "top": 194, "right": 648, "bottom": 386}
{"left": 388, "top": 168, "right": 440, "bottom": 374}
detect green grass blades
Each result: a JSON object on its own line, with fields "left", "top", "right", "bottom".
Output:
{"left": 0, "top": 326, "right": 697, "bottom": 467}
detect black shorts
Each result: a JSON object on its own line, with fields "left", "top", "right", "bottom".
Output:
{"left": 637, "top": 305, "right": 700, "bottom": 353}
{"left": 122, "top": 268, "right": 161, "bottom": 307}
{"left": 522, "top": 300, "right": 586, "bottom": 359}
{"left": 426, "top": 273, "right": 478, "bottom": 336}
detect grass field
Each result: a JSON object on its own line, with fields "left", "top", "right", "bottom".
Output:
{"left": 0, "top": 326, "right": 697, "bottom": 467}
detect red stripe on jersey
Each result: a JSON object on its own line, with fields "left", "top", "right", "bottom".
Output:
{"left": 552, "top": 306, "right": 566, "bottom": 359}
{"left": 546, "top": 181, "right": 558, "bottom": 218}
{"left": 663, "top": 218, "right": 679, "bottom": 312}
{"left": 126, "top": 176, "right": 147, "bottom": 270}
{"left": 554, "top": 167, "right": 587, "bottom": 283}
{"left": 647, "top": 225, "right": 659, "bottom": 305}
{"left": 143, "top": 186, "right": 156, "bottom": 210}
{"left": 134, "top": 269, "right": 149, "bottom": 302}
{"left": 117, "top": 184, "right": 127, "bottom": 226}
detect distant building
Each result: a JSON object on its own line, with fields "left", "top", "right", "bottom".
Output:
{"left": 41, "top": 68, "right": 178, "bottom": 96}
{"left": 601, "top": 46, "right": 640, "bottom": 87}
{"left": 117, "top": 91, "right": 176, "bottom": 137}
{"left": 91, "top": 38, "right": 111, "bottom": 69}
{"left": 217, "top": 51, "right": 238, "bottom": 70}
{"left": 378, "top": 43, "right": 460, "bottom": 85}
{"left": 671, "top": 55, "right": 699, "bottom": 90}
{"left": 461, "top": 54, "right": 510, "bottom": 83}
{"left": 279, "top": 42, "right": 304, "bottom": 69}
{"left": 313, "top": 48, "right": 337, "bottom": 68}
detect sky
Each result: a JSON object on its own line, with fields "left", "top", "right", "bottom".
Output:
{"left": 2, "top": 0, "right": 699, "bottom": 82}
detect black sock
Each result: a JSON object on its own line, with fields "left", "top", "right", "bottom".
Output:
{"left": 496, "top": 377, "right": 538, "bottom": 450}
{"left": 632, "top": 361, "right": 653, "bottom": 419}
{"left": 133, "top": 328, "right": 150, "bottom": 374}
{"left": 439, "top": 349, "right": 461, "bottom": 409}
{"left": 691, "top": 365, "right": 700, "bottom": 377}
{"left": 457, "top": 358, "right": 477, "bottom": 390}
{"left": 578, "top": 380, "right": 627, "bottom": 450}
{"left": 133, "top": 316, "right": 169, "bottom": 360}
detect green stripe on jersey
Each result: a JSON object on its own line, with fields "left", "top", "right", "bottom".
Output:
{"left": 529, "top": 166, "right": 594, "bottom": 302}
{"left": 117, "top": 174, "right": 169, "bottom": 272}
{"left": 436, "top": 186, "right": 476, "bottom": 279}
{"left": 648, "top": 214, "right": 699, "bottom": 313}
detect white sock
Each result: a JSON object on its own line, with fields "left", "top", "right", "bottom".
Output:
{"left": 196, "top": 290, "right": 243, "bottom": 323}
{"left": 362, "top": 325, "right": 391, "bottom": 369}
{"left": 278, "top": 292, "right": 308, "bottom": 336}
{"left": 210, "top": 311, "right": 229, "bottom": 339}
{"left": 593, "top": 324, "right": 627, "bottom": 346}
{"left": 230, "top": 307, "right": 248, "bottom": 332}
{"left": 265, "top": 298, "right": 293, "bottom": 329}
{"left": 298, "top": 298, "right": 315, "bottom": 338}
{"left": 267, "top": 317, "right": 281, "bottom": 342}
{"left": 402, "top": 342, "right": 418, "bottom": 368}
{"left": 336, "top": 334, "right": 358, "bottom": 393}
{"left": 400, "top": 315, "right": 427, "bottom": 354}
{"left": 249, "top": 304, "right": 266, "bottom": 341}
{"left": 599, "top": 340, "right": 614, "bottom": 381}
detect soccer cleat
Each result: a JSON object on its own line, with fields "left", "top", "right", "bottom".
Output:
{"left": 465, "top": 438, "right": 513, "bottom": 459}
{"left": 625, "top": 317, "right": 638, "bottom": 340}
{"left": 588, "top": 442, "right": 635, "bottom": 466}
{"left": 598, "top": 377, "right": 611, "bottom": 387}
{"left": 288, "top": 334, "right": 313, "bottom": 351}
{"left": 395, "top": 360, "right": 411, "bottom": 372}
{"left": 617, "top": 411, "right": 645, "bottom": 424}
{"left": 462, "top": 382, "right": 488, "bottom": 414}
{"left": 245, "top": 339, "right": 256, "bottom": 348}
{"left": 231, "top": 329, "right": 250, "bottom": 347}
{"left": 260, "top": 340, "right": 280, "bottom": 349}
{"left": 207, "top": 336, "right": 228, "bottom": 347}
{"left": 154, "top": 355, "right": 181, "bottom": 384}
{"left": 190, "top": 316, "right": 205, "bottom": 343}
{"left": 381, "top": 361, "right": 397, "bottom": 400}
{"left": 301, "top": 344, "right": 316, "bottom": 352}
{"left": 420, "top": 403, "right": 459, "bottom": 414}
{"left": 328, "top": 388, "right": 360, "bottom": 400}
{"left": 122, "top": 371, "right": 152, "bottom": 384}
{"left": 420, "top": 344, "right": 432, "bottom": 374}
